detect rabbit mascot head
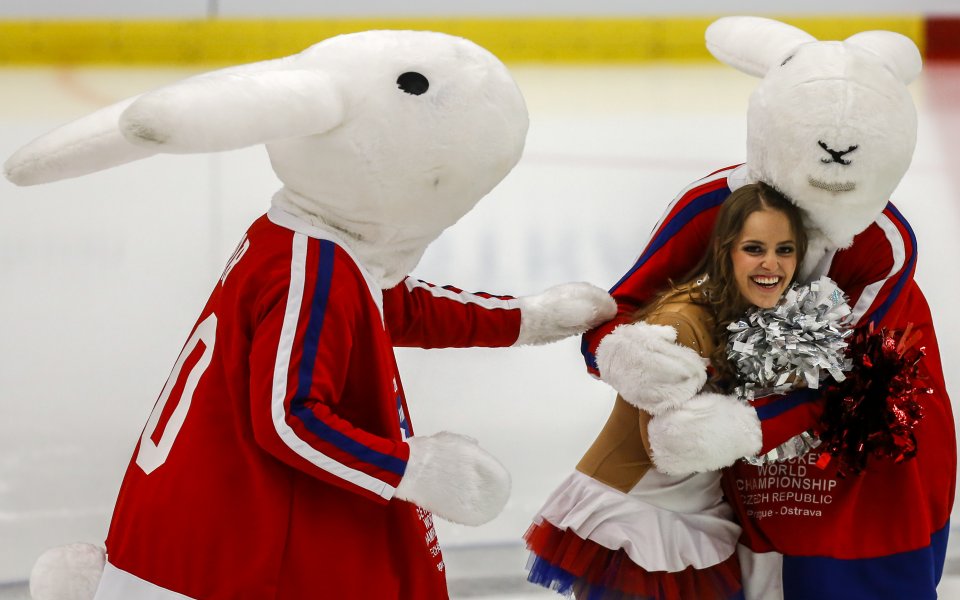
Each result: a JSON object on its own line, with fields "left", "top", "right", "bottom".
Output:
{"left": 706, "top": 16, "right": 921, "bottom": 261}
{"left": 5, "top": 29, "right": 529, "bottom": 288}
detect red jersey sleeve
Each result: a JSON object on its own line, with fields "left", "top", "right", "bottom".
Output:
{"left": 383, "top": 277, "right": 522, "bottom": 348}
{"left": 581, "top": 168, "right": 736, "bottom": 375}
{"left": 831, "top": 204, "right": 916, "bottom": 328}
{"left": 248, "top": 235, "right": 408, "bottom": 504}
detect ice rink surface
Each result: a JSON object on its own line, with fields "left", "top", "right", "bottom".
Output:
{"left": 0, "top": 61, "right": 958, "bottom": 598}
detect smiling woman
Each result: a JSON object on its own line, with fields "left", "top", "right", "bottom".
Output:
{"left": 730, "top": 193, "right": 801, "bottom": 309}
{"left": 629, "top": 181, "right": 809, "bottom": 391}
{"left": 523, "top": 182, "right": 807, "bottom": 600}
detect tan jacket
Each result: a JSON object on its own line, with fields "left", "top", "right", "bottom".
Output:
{"left": 576, "top": 296, "right": 715, "bottom": 492}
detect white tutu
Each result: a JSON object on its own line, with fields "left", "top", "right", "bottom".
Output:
{"left": 532, "top": 470, "right": 740, "bottom": 572}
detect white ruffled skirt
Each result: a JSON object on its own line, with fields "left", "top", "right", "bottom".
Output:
{"left": 524, "top": 470, "right": 743, "bottom": 600}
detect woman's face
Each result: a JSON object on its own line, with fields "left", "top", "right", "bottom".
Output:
{"left": 731, "top": 208, "right": 798, "bottom": 308}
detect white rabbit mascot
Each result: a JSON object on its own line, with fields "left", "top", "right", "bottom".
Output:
{"left": 581, "top": 17, "right": 955, "bottom": 600}
{"left": 5, "top": 30, "right": 616, "bottom": 600}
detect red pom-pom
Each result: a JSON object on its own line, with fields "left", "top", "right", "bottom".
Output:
{"left": 816, "top": 323, "right": 930, "bottom": 477}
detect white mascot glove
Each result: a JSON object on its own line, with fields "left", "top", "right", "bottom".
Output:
{"left": 394, "top": 431, "right": 510, "bottom": 526}
{"left": 30, "top": 542, "right": 105, "bottom": 600}
{"left": 647, "top": 392, "right": 763, "bottom": 475}
{"left": 596, "top": 322, "right": 709, "bottom": 414}
{"left": 514, "top": 282, "right": 616, "bottom": 346}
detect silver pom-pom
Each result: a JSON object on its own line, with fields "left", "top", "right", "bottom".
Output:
{"left": 728, "top": 276, "right": 854, "bottom": 464}
{"left": 742, "top": 431, "right": 822, "bottom": 466}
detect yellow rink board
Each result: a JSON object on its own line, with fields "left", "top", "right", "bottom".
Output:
{"left": 0, "top": 16, "right": 925, "bottom": 65}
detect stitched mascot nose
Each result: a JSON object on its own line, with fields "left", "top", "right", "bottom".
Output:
{"left": 817, "top": 140, "right": 859, "bottom": 165}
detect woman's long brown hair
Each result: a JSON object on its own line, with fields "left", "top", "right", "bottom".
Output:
{"left": 635, "top": 182, "right": 808, "bottom": 389}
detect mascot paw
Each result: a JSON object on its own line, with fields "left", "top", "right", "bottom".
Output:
{"left": 515, "top": 282, "right": 616, "bottom": 346}
{"left": 30, "top": 543, "right": 105, "bottom": 600}
{"left": 648, "top": 392, "right": 762, "bottom": 475}
{"left": 395, "top": 431, "right": 510, "bottom": 526}
{"left": 596, "top": 322, "right": 708, "bottom": 414}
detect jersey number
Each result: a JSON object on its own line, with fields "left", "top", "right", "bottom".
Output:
{"left": 135, "top": 313, "right": 217, "bottom": 474}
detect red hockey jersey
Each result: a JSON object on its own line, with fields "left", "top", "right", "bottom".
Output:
{"left": 581, "top": 166, "right": 956, "bottom": 598}
{"left": 94, "top": 208, "right": 522, "bottom": 600}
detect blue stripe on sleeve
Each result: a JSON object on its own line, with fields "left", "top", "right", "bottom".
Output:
{"left": 291, "top": 239, "right": 406, "bottom": 477}
{"left": 782, "top": 521, "right": 948, "bottom": 600}
{"left": 754, "top": 388, "right": 819, "bottom": 422}
{"left": 583, "top": 186, "right": 731, "bottom": 372}
{"left": 297, "top": 239, "right": 336, "bottom": 400}
{"left": 609, "top": 186, "right": 730, "bottom": 293}
{"left": 867, "top": 203, "right": 917, "bottom": 327}
{"left": 290, "top": 403, "right": 407, "bottom": 476}
{"left": 581, "top": 335, "right": 598, "bottom": 371}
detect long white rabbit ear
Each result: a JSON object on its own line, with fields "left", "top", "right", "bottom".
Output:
{"left": 706, "top": 16, "right": 817, "bottom": 77}
{"left": 4, "top": 97, "right": 157, "bottom": 186}
{"left": 845, "top": 31, "right": 922, "bottom": 84}
{"left": 120, "top": 67, "right": 343, "bottom": 153}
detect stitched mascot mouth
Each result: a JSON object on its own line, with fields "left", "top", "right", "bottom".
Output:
{"left": 808, "top": 177, "right": 856, "bottom": 192}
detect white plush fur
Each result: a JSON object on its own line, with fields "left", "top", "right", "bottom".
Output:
{"left": 514, "top": 282, "right": 617, "bottom": 346}
{"left": 647, "top": 393, "right": 763, "bottom": 476}
{"left": 705, "top": 16, "right": 814, "bottom": 78}
{"left": 394, "top": 431, "right": 510, "bottom": 526}
{"left": 4, "top": 97, "right": 155, "bottom": 186}
{"left": 845, "top": 31, "right": 923, "bottom": 83}
{"left": 595, "top": 322, "right": 708, "bottom": 415}
{"left": 797, "top": 230, "right": 835, "bottom": 282}
{"left": 120, "top": 68, "right": 345, "bottom": 153}
{"left": 29, "top": 543, "right": 105, "bottom": 600}
{"left": 4, "top": 30, "right": 530, "bottom": 289}
{"left": 707, "top": 16, "right": 920, "bottom": 249}
{"left": 260, "top": 30, "right": 531, "bottom": 288}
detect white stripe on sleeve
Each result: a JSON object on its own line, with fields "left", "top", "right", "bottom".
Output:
{"left": 270, "top": 233, "right": 395, "bottom": 500}
{"left": 849, "top": 214, "right": 906, "bottom": 325}
{"left": 404, "top": 278, "right": 520, "bottom": 310}
{"left": 639, "top": 166, "right": 738, "bottom": 263}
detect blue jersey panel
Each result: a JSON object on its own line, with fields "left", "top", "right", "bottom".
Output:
{"left": 782, "top": 521, "right": 948, "bottom": 600}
